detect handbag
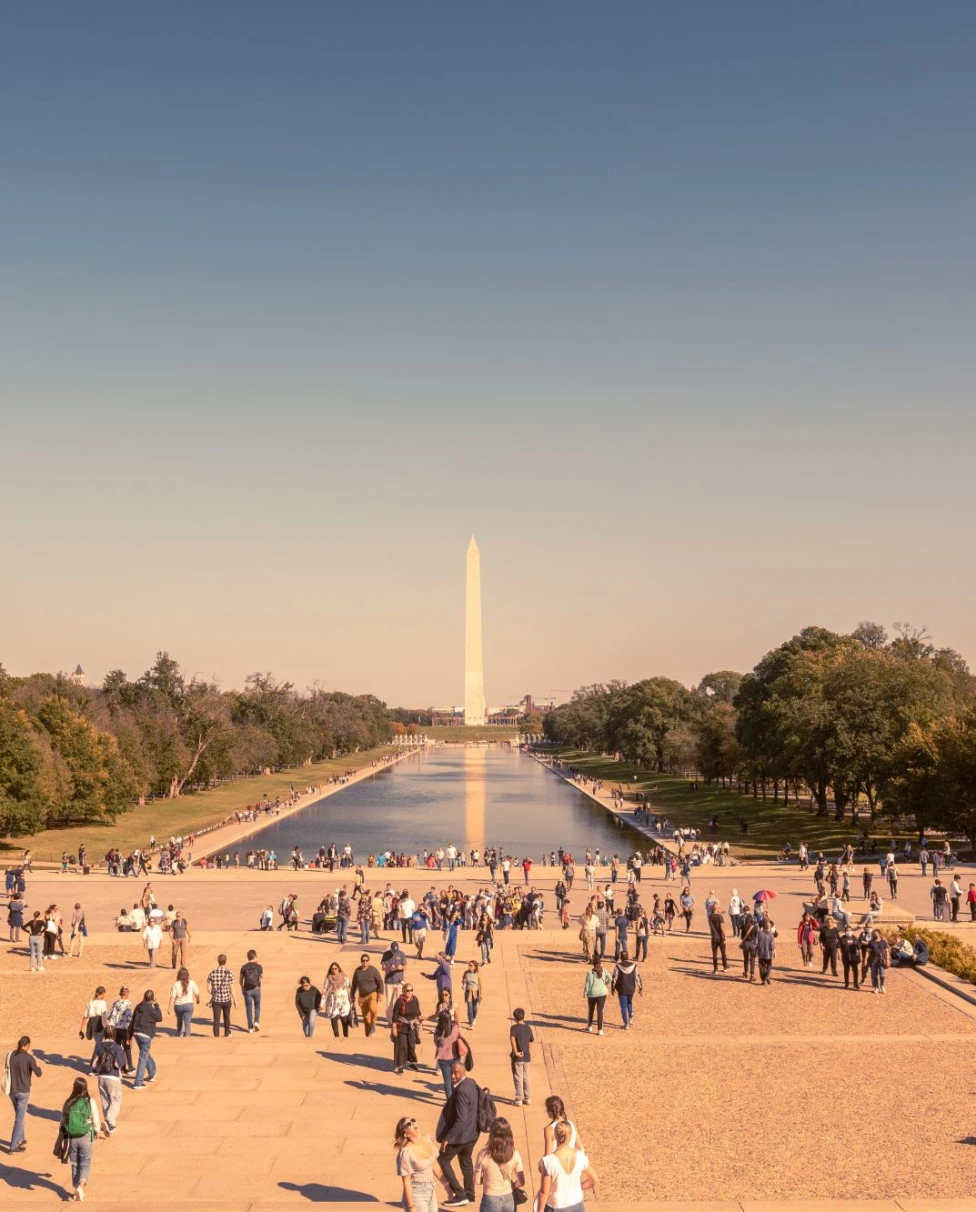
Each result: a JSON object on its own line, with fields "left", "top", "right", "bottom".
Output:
{"left": 2, "top": 1050, "right": 11, "bottom": 1097}
{"left": 513, "top": 1187, "right": 528, "bottom": 1206}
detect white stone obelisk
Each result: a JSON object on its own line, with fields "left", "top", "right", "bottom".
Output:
{"left": 464, "top": 536, "right": 486, "bottom": 726}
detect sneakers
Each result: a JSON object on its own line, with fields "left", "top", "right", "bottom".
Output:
{"left": 598, "top": 1028, "right": 604, "bottom": 1036}
{"left": 442, "top": 1199, "right": 470, "bottom": 1208}
{"left": 254, "top": 1023, "right": 260, "bottom": 1031}
{"left": 248, "top": 1027, "right": 254, "bottom": 1034}
{"left": 586, "top": 1025, "right": 594, "bottom": 1033}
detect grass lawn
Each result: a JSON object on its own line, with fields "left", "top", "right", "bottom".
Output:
{"left": 1, "top": 746, "right": 395, "bottom": 865}
{"left": 548, "top": 748, "right": 903, "bottom": 859}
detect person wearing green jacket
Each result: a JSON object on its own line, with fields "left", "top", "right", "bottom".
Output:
{"left": 582, "top": 959, "right": 612, "bottom": 1035}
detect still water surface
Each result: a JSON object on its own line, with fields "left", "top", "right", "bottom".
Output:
{"left": 241, "top": 747, "right": 644, "bottom": 858}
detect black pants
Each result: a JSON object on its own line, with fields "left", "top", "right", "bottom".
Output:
{"left": 330, "top": 1014, "right": 351, "bottom": 1038}
{"left": 842, "top": 953, "right": 860, "bottom": 988}
{"left": 758, "top": 957, "right": 772, "bottom": 983}
{"left": 212, "top": 1001, "right": 232, "bottom": 1036}
{"left": 400, "top": 921, "right": 413, "bottom": 943}
{"left": 586, "top": 996, "right": 605, "bottom": 1029}
{"left": 711, "top": 939, "right": 728, "bottom": 971}
{"left": 393, "top": 1027, "right": 417, "bottom": 1069}
{"left": 951, "top": 896, "right": 960, "bottom": 921}
{"left": 822, "top": 946, "right": 838, "bottom": 976}
{"left": 595, "top": 932, "right": 606, "bottom": 959}
{"left": 742, "top": 947, "right": 756, "bottom": 979}
{"left": 440, "top": 1139, "right": 476, "bottom": 1201}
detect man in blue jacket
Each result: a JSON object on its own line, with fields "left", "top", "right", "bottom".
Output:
{"left": 436, "top": 1062, "right": 479, "bottom": 1207}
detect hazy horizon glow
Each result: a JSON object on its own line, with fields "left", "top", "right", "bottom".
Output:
{"left": 3, "top": 4, "right": 974, "bottom": 705}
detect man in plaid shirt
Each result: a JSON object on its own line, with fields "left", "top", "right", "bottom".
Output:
{"left": 207, "top": 954, "right": 237, "bottom": 1037}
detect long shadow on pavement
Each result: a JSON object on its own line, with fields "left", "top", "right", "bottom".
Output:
{"left": 279, "top": 1181, "right": 378, "bottom": 1202}
{"left": 0, "top": 1162, "right": 66, "bottom": 1197}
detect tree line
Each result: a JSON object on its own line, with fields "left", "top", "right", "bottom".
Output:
{"left": 0, "top": 653, "right": 393, "bottom": 836}
{"left": 543, "top": 622, "right": 976, "bottom": 843}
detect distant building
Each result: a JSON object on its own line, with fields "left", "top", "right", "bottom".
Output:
{"left": 431, "top": 706, "right": 466, "bottom": 727}
{"left": 69, "top": 664, "right": 85, "bottom": 687}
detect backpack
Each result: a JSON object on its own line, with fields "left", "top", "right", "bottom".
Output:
{"left": 65, "top": 1096, "right": 94, "bottom": 1139}
{"left": 92, "top": 1046, "right": 120, "bottom": 1077}
{"left": 476, "top": 1084, "right": 497, "bottom": 1134}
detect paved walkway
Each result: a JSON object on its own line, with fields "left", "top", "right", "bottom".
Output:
{"left": 3, "top": 865, "right": 976, "bottom": 1207}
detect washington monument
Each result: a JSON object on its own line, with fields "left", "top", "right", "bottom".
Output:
{"left": 464, "top": 535, "right": 486, "bottom": 725}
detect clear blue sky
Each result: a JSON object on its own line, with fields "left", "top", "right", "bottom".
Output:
{"left": 3, "top": 4, "right": 974, "bottom": 706}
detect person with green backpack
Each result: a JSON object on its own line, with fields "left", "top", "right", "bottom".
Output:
{"left": 60, "top": 1076, "right": 101, "bottom": 1201}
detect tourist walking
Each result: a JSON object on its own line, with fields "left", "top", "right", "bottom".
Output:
{"left": 239, "top": 949, "right": 264, "bottom": 1033}
{"left": 167, "top": 967, "right": 200, "bottom": 1036}
{"left": 707, "top": 902, "right": 729, "bottom": 973}
{"left": 207, "top": 955, "right": 237, "bottom": 1037}
{"left": 131, "top": 989, "right": 162, "bottom": 1088}
{"left": 679, "top": 887, "right": 695, "bottom": 932}
{"left": 78, "top": 986, "right": 108, "bottom": 1061}
{"left": 578, "top": 906, "right": 597, "bottom": 962}
{"left": 537, "top": 1120, "right": 597, "bottom": 1210}
{"left": 59, "top": 1076, "right": 101, "bottom": 1201}
{"left": 68, "top": 903, "right": 87, "bottom": 958}
{"left": 351, "top": 953, "right": 384, "bottom": 1038}
{"left": 543, "top": 1096, "right": 583, "bottom": 1155}
{"left": 434, "top": 1010, "right": 462, "bottom": 1099}
{"left": 382, "top": 941, "right": 407, "bottom": 1023}
{"left": 796, "top": 913, "right": 818, "bottom": 968}
{"left": 510, "top": 1007, "right": 534, "bottom": 1106}
{"left": 463, "top": 961, "right": 483, "bottom": 1029}
{"left": 91, "top": 1025, "right": 125, "bottom": 1134}
{"left": 394, "top": 1115, "right": 451, "bottom": 1212}
{"left": 6, "top": 1035, "right": 41, "bottom": 1152}
{"left": 869, "top": 929, "right": 890, "bottom": 994}
{"left": 295, "top": 976, "right": 322, "bottom": 1037}
{"left": 840, "top": 927, "right": 861, "bottom": 990}
{"left": 435, "top": 1062, "right": 480, "bottom": 1208}
{"left": 391, "top": 983, "right": 422, "bottom": 1074}
{"left": 474, "top": 1116, "right": 526, "bottom": 1212}
{"left": 610, "top": 954, "right": 642, "bottom": 1029}
{"left": 475, "top": 913, "right": 493, "bottom": 965}
{"left": 142, "top": 917, "right": 162, "bottom": 969}
{"left": 634, "top": 906, "right": 649, "bottom": 961}
{"left": 323, "top": 962, "right": 354, "bottom": 1038}
{"left": 756, "top": 920, "right": 776, "bottom": 985}
{"left": 931, "top": 879, "right": 949, "bottom": 922}
{"left": 170, "top": 910, "right": 191, "bottom": 969}
{"left": 820, "top": 917, "right": 841, "bottom": 977}
{"left": 582, "top": 959, "right": 612, "bottom": 1035}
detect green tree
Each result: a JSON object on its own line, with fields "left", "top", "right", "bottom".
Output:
{"left": 0, "top": 700, "right": 48, "bottom": 835}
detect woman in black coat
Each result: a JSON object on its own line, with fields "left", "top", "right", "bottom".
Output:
{"left": 391, "top": 983, "right": 422, "bottom": 1074}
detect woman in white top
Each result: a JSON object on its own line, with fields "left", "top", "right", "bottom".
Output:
{"left": 474, "top": 1116, "right": 525, "bottom": 1212}
{"left": 543, "top": 1096, "right": 584, "bottom": 1156}
{"left": 79, "top": 986, "right": 108, "bottom": 1060}
{"left": 167, "top": 967, "right": 201, "bottom": 1037}
{"left": 538, "top": 1121, "right": 597, "bottom": 1212}
{"left": 394, "top": 1115, "right": 450, "bottom": 1212}
{"left": 322, "top": 963, "right": 354, "bottom": 1038}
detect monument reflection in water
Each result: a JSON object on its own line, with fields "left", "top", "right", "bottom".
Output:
{"left": 240, "top": 747, "right": 646, "bottom": 859}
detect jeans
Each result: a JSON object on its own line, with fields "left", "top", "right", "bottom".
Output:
{"left": 405, "top": 1181, "right": 438, "bottom": 1212}
{"left": 480, "top": 939, "right": 492, "bottom": 964}
{"left": 438, "top": 1058, "right": 455, "bottom": 1100}
{"left": 440, "top": 1139, "right": 476, "bottom": 1201}
{"left": 244, "top": 987, "right": 262, "bottom": 1028}
{"left": 175, "top": 1004, "right": 193, "bottom": 1036}
{"left": 134, "top": 1033, "right": 156, "bottom": 1085}
{"left": 586, "top": 995, "right": 605, "bottom": 1030}
{"left": 480, "top": 1195, "right": 516, "bottom": 1212}
{"left": 618, "top": 993, "right": 633, "bottom": 1026}
{"left": 512, "top": 1059, "right": 530, "bottom": 1102}
{"left": 595, "top": 931, "right": 606, "bottom": 959}
{"left": 466, "top": 997, "right": 480, "bottom": 1027}
{"left": 98, "top": 1075, "right": 122, "bottom": 1129}
{"left": 9, "top": 1091, "right": 29, "bottom": 1149}
{"left": 360, "top": 920, "right": 370, "bottom": 944}
{"left": 634, "top": 934, "right": 648, "bottom": 962}
{"left": 871, "top": 961, "right": 887, "bottom": 990}
{"left": 69, "top": 1134, "right": 93, "bottom": 1187}
{"left": 336, "top": 917, "right": 348, "bottom": 944}
{"left": 301, "top": 1013, "right": 316, "bottom": 1037}
{"left": 29, "top": 935, "right": 43, "bottom": 969}
{"left": 212, "top": 1001, "right": 232, "bottom": 1036}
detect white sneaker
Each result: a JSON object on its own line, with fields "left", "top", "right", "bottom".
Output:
{"left": 586, "top": 1025, "right": 594, "bottom": 1033}
{"left": 598, "top": 1029, "right": 604, "bottom": 1036}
